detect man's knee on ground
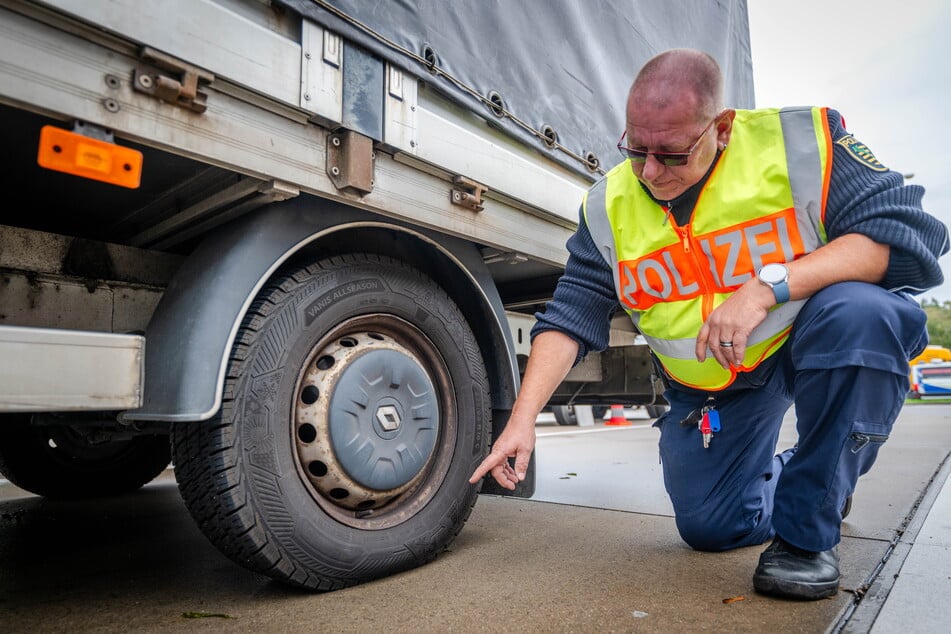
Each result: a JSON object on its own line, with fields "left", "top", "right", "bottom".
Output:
{"left": 675, "top": 508, "right": 769, "bottom": 552}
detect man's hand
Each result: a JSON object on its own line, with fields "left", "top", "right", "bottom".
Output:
{"left": 468, "top": 418, "right": 536, "bottom": 490}
{"left": 696, "top": 280, "right": 773, "bottom": 368}
{"left": 468, "top": 330, "right": 579, "bottom": 490}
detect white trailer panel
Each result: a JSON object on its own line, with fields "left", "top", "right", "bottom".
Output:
{"left": 0, "top": 326, "right": 144, "bottom": 412}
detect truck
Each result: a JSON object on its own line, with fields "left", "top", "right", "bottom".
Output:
{"left": 907, "top": 345, "right": 951, "bottom": 397}
{"left": 0, "top": 0, "right": 754, "bottom": 590}
{"left": 909, "top": 362, "right": 951, "bottom": 397}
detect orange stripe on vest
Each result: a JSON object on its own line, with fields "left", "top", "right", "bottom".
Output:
{"left": 618, "top": 207, "right": 805, "bottom": 310}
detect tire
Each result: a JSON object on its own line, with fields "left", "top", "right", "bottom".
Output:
{"left": 0, "top": 414, "right": 170, "bottom": 498}
{"left": 552, "top": 405, "right": 608, "bottom": 425}
{"left": 646, "top": 404, "right": 668, "bottom": 419}
{"left": 171, "top": 254, "right": 490, "bottom": 591}
{"left": 552, "top": 405, "right": 577, "bottom": 426}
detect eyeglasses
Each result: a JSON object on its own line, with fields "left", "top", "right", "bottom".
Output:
{"left": 616, "top": 117, "right": 717, "bottom": 167}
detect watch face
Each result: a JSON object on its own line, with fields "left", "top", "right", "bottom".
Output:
{"left": 759, "top": 263, "right": 787, "bottom": 285}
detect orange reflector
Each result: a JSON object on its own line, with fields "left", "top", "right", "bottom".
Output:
{"left": 37, "top": 125, "right": 142, "bottom": 189}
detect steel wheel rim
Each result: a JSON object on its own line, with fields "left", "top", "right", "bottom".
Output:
{"left": 292, "top": 314, "right": 457, "bottom": 529}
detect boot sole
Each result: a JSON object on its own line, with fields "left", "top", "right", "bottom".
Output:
{"left": 753, "top": 573, "right": 839, "bottom": 600}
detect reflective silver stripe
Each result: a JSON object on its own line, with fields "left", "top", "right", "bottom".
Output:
{"left": 640, "top": 299, "right": 806, "bottom": 358}
{"left": 779, "top": 108, "right": 825, "bottom": 251}
{"left": 583, "top": 176, "right": 621, "bottom": 288}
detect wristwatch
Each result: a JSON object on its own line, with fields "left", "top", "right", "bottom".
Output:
{"left": 758, "top": 263, "right": 790, "bottom": 304}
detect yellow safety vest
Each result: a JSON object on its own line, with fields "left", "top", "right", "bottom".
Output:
{"left": 583, "top": 107, "right": 833, "bottom": 390}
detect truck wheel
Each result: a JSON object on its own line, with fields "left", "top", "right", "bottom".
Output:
{"left": 0, "top": 414, "right": 170, "bottom": 498}
{"left": 552, "top": 405, "right": 608, "bottom": 425}
{"left": 646, "top": 404, "right": 668, "bottom": 418}
{"left": 171, "top": 254, "right": 490, "bottom": 591}
{"left": 552, "top": 405, "right": 577, "bottom": 426}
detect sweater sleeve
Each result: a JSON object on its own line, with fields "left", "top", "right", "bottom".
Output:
{"left": 824, "top": 109, "right": 950, "bottom": 294}
{"left": 530, "top": 206, "right": 621, "bottom": 365}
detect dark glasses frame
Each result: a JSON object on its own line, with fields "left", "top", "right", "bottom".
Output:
{"left": 616, "top": 116, "right": 718, "bottom": 167}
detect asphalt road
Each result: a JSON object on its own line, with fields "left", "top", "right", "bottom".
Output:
{"left": 0, "top": 404, "right": 949, "bottom": 632}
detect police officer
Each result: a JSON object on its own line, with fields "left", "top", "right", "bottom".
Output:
{"left": 469, "top": 48, "right": 949, "bottom": 600}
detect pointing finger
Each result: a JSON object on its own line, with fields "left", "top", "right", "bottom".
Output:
{"left": 469, "top": 450, "right": 505, "bottom": 484}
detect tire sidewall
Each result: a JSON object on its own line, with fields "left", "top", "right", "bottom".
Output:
{"left": 233, "top": 256, "right": 488, "bottom": 576}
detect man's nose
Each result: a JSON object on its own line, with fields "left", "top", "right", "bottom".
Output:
{"left": 640, "top": 153, "right": 666, "bottom": 180}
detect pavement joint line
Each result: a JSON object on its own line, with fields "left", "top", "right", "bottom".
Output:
{"left": 511, "top": 495, "right": 676, "bottom": 518}
{"left": 829, "top": 449, "right": 951, "bottom": 633}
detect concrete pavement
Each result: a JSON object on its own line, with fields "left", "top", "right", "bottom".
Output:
{"left": 0, "top": 404, "right": 948, "bottom": 632}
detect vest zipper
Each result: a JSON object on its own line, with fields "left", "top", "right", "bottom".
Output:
{"left": 672, "top": 221, "right": 714, "bottom": 320}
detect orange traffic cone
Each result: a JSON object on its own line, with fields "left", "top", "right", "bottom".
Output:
{"left": 605, "top": 404, "right": 631, "bottom": 426}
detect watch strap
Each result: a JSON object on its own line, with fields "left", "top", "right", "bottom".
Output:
{"left": 771, "top": 280, "right": 790, "bottom": 304}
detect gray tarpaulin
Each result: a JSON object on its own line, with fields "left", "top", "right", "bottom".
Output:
{"left": 278, "top": 0, "right": 753, "bottom": 181}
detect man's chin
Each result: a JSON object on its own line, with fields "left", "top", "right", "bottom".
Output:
{"left": 646, "top": 183, "right": 684, "bottom": 201}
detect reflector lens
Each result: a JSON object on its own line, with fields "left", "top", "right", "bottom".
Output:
{"left": 37, "top": 125, "right": 142, "bottom": 189}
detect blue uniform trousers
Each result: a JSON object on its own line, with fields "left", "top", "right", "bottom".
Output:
{"left": 654, "top": 282, "right": 928, "bottom": 553}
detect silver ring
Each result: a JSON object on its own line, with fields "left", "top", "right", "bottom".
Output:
{"left": 719, "top": 341, "right": 734, "bottom": 348}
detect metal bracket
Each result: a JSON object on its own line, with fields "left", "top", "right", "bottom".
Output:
{"left": 133, "top": 46, "right": 215, "bottom": 113}
{"left": 71, "top": 120, "right": 114, "bottom": 143}
{"left": 451, "top": 175, "right": 487, "bottom": 212}
{"left": 482, "top": 249, "right": 528, "bottom": 265}
{"left": 326, "top": 130, "right": 375, "bottom": 195}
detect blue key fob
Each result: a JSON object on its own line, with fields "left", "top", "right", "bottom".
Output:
{"left": 707, "top": 409, "right": 721, "bottom": 432}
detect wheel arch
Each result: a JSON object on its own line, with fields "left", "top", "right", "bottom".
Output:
{"left": 122, "top": 196, "right": 518, "bottom": 423}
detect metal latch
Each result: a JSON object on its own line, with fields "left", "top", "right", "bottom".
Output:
{"left": 451, "top": 176, "right": 487, "bottom": 212}
{"left": 327, "top": 130, "right": 375, "bottom": 195}
{"left": 133, "top": 47, "right": 214, "bottom": 113}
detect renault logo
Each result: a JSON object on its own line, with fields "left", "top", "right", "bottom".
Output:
{"left": 375, "top": 405, "right": 401, "bottom": 431}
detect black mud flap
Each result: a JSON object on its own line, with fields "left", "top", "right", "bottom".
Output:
{"left": 477, "top": 408, "right": 536, "bottom": 498}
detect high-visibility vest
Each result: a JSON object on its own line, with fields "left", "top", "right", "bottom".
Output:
{"left": 583, "top": 107, "right": 833, "bottom": 390}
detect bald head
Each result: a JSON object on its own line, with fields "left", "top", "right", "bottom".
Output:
{"left": 622, "top": 49, "right": 734, "bottom": 201}
{"left": 628, "top": 49, "right": 723, "bottom": 124}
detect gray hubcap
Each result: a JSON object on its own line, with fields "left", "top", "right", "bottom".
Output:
{"left": 295, "top": 330, "right": 440, "bottom": 512}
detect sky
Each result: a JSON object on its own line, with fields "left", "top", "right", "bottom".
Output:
{"left": 746, "top": 0, "right": 951, "bottom": 302}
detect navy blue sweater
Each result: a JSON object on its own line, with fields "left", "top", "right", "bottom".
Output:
{"left": 532, "top": 109, "right": 950, "bottom": 365}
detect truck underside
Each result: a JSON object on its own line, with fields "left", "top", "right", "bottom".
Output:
{"left": 0, "top": 0, "right": 752, "bottom": 589}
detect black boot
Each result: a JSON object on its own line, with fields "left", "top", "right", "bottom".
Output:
{"left": 753, "top": 536, "right": 840, "bottom": 600}
{"left": 841, "top": 494, "right": 853, "bottom": 520}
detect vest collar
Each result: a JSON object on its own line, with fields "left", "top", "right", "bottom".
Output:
{"left": 640, "top": 149, "right": 724, "bottom": 226}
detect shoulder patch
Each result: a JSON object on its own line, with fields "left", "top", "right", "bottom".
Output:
{"left": 835, "top": 135, "right": 888, "bottom": 171}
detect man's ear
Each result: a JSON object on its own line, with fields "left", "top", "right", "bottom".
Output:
{"left": 716, "top": 109, "right": 736, "bottom": 149}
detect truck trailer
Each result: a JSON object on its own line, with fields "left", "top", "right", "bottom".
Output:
{"left": 0, "top": 0, "right": 754, "bottom": 590}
